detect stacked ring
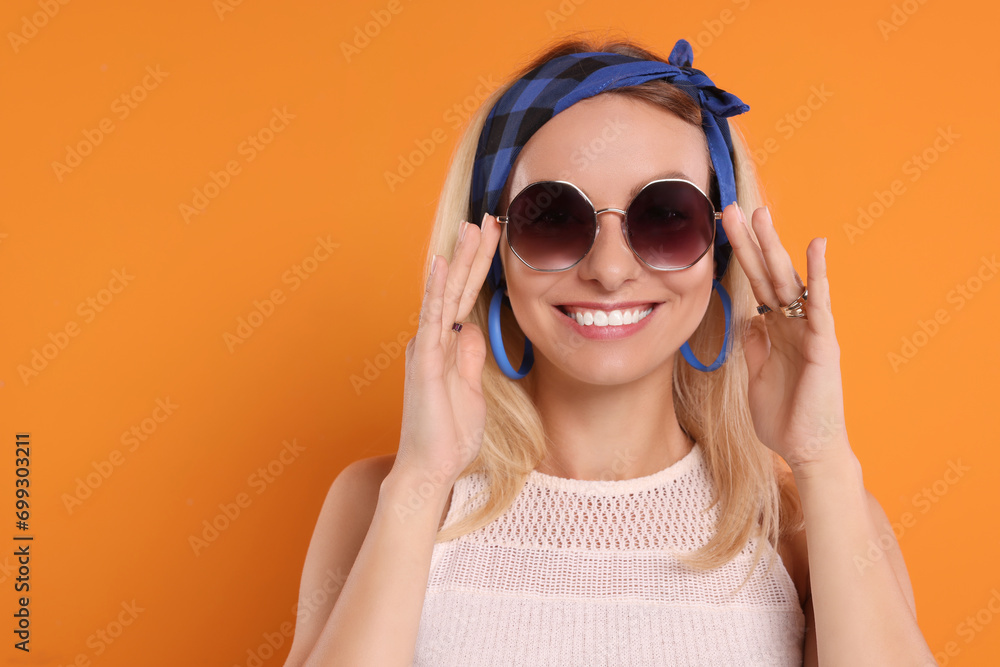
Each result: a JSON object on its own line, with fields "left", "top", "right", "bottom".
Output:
{"left": 756, "top": 287, "right": 809, "bottom": 318}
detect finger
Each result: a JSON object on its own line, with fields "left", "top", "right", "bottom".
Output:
{"left": 805, "top": 237, "right": 835, "bottom": 338}
{"left": 440, "top": 220, "right": 479, "bottom": 339}
{"left": 416, "top": 253, "right": 449, "bottom": 355}
{"left": 454, "top": 322, "right": 488, "bottom": 391}
{"left": 455, "top": 213, "right": 502, "bottom": 323}
{"left": 742, "top": 314, "right": 770, "bottom": 381}
{"left": 751, "top": 206, "right": 805, "bottom": 308}
{"left": 720, "top": 202, "right": 781, "bottom": 310}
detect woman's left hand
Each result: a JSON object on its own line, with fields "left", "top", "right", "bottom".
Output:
{"left": 720, "top": 203, "right": 851, "bottom": 473}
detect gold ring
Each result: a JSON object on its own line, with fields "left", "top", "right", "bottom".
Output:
{"left": 756, "top": 287, "right": 808, "bottom": 318}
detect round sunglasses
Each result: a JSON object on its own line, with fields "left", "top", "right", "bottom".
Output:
{"left": 496, "top": 178, "right": 720, "bottom": 272}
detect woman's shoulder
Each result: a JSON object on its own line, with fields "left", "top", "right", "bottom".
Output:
{"left": 323, "top": 454, "right": 399, "bottom": 538}
{"left": 335, "top": 453, "right": 397, "bottom": 497}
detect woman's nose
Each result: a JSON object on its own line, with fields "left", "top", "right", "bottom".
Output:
{"left": 575, "top": 208, "right": 644, "bottom": 286}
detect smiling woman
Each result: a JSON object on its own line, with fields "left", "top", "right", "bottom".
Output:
{"left": 283, "top": 32, "right": 936, "bottom": 667}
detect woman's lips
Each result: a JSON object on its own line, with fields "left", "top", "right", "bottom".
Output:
{"left": 554, "top": 303, "right": 659, "bottom": 339}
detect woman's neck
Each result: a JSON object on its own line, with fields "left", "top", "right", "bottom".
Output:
{"left": 528, "top": 360, "right": 693, "bottom": 481}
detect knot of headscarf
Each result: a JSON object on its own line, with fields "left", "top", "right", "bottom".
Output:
{"left": 470, "top": 38, "right": 750, "bottom": 290}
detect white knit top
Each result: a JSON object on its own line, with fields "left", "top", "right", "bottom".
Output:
{"left": 412, "top": 442, "right": 805, "bottom": 666}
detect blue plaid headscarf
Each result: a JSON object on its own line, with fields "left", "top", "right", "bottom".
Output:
{"left": 470, "top": 39, "right": 749, "bottom": 292}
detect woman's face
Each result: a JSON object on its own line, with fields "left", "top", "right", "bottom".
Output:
{"left": 498, "top": 93, "right": 716, "bottom": 386}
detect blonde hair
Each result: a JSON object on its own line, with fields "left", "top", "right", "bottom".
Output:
{"left": 420, "top": 30, "right": 803, "bottom": 592}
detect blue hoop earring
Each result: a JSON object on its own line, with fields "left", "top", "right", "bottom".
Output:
{"left": 489, "top": 287, "right": 534, "bottom": 379}
{"left": 680, "top": 278, "right": 732, "bottom": 372}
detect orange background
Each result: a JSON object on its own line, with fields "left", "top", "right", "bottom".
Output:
{"left": 1, "top": 0, "right": 998, "bottom": 665}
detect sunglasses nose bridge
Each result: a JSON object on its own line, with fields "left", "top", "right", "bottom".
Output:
{"left": 587, "top": 206, "right": 637, "bottom": 267}
{"left": 594, "top": 207, "right": 627, "bottom": 216}
{"left": 592, "top": 207, "right": 628, "bottom": 236}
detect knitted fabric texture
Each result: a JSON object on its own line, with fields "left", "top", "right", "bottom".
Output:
{"left": 412, "top": 442, "right": 805, "bottom": 666}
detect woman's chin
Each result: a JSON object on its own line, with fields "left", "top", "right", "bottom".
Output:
{"left": 531, "top": 350, "right": 674, "bottom": 388}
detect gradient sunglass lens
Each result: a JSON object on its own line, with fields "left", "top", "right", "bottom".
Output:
{"left": 506, "top": 182, "right": 595, "bottom": 271}
{"left": 626, "top": 181, "right": 715, "bottom": 269}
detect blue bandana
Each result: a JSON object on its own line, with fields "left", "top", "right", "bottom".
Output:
{"left": 470, "top": 39, "right": 749, "bottom": 291}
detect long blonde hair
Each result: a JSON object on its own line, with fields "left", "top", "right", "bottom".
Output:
{"left": 420, "top": 31, "right": 803, "bottom": 591}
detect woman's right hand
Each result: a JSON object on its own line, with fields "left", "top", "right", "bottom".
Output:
{"left": 393, "top": 213, "right": 503, "bottom": 489}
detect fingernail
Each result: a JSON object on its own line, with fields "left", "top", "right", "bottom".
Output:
{"left": 482, "top": 212, "right": 490, "bottom": 227}
{"left": 735, "top": 202, "right": 745, "bottom": 224}
{"left": 429, "top": 254, "right": 438, "bottom": 276}
{"left": 822, "top": 237, "right": 828, "bottom": 255}
{"left": 459, "top": 220, "right": 468, "bottom": 242}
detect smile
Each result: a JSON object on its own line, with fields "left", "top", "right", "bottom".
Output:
{"left": 557, "top": 304, "right": 656, "bottom": 327}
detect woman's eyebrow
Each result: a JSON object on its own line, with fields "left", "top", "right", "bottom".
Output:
{"left": 627, "top": 170, "right": 693, "bottom": 200}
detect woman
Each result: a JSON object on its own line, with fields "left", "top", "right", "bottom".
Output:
{"left": 284, "top": 34, "right": 935, "bottom": 666}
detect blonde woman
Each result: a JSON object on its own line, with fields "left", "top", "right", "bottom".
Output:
{"left": 284, "top": 34, "right": 934, "bottom": 666}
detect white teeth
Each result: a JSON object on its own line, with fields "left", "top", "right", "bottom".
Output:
{"left": 567, "top": 306, "right": 654, "bottom": 327}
